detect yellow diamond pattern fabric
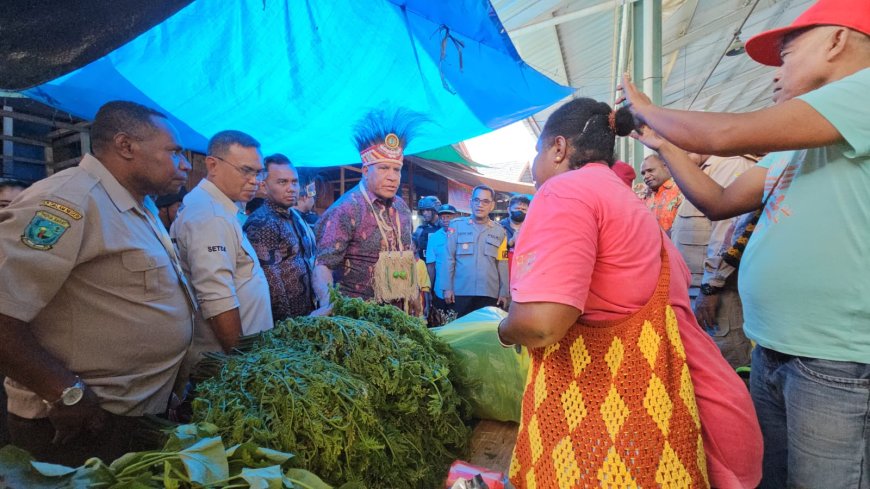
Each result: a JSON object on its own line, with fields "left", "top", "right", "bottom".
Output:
{"left": 638, "top": 320, "right": 661, "bottom": 369}
{"left": 655, "top": 442, "right": 692, "bottom": 488}
{"left": 571, "top": 335, "right": 591, "bottom": 376}
{"left": 598, "top": 447, "right": 639, "bottom": 488}
{"left": 510, "top": 246, "right": 708, "bottom": 488}
{"left": 643, "top": 374, "right": 674, "bottom": 437}
{"left": 605, "top": 337, "right": 625, "bottom": 378}
{"left": 602, "top": 385, "right": 630, "bottom": 441}
{"left": 561, "top": 381, "right": 588, "bottom": 431}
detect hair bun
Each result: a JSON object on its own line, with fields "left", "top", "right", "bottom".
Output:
{"left": 613, "top": 106, "right": 637, "bottom": 137}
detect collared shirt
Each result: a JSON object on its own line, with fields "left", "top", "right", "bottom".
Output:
{"left": 244, "top": 199, "right": 316, "bottom": 319}
{"left": 445, "top": 217, "right": 509, "bottom": 298}
{"left": 643, "top": 178, "right": 683, "bottom": 232}
{"left": 171, "top": 179, "right": 273, "bottom": 355}
{"left": 425, "top": 227, "right": 450, "bottom": 298}
{"left": 498, "top": 217, "right": 521, "bottom": 249}
{"left": 671, "top": 156, "right": 756, "bottom": 291}
{"left": 0, "top": 154, "right": 194, "bottom": 418}
{"left": 315, "top": 183, "right": 413, "bottom": 300}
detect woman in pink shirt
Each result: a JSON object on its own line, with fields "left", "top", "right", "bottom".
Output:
{"left": 499, "top": 98, "right": 761, "bottom": 489}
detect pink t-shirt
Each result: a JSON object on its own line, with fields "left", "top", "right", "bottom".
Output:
{"left": 512, "top": 163, "right": 762, "bottom": 489}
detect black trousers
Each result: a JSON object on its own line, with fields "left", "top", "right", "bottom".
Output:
{"left": 453, "top": 295, "right": 498, "bottom": 317}
{"left": 7, "top": 412, "right": 156, "bottom": 466}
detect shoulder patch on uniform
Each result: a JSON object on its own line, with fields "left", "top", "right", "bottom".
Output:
{"left": 21, "top": 211, "right": 71, "bottom": 250}
{"left": 40, "top": 200, "right": 82, "bottom": 220}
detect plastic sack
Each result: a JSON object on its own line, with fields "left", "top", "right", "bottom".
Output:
{"left": 432, "top": 307, "right": 529, "bottom": 422}
{"left": 445, "top": 460, "right": 505, "bottom": 489}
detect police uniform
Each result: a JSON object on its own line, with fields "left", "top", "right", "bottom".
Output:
{"left": 0, "top": 154, "right": 195, "bottom": 460}
{"left": 171, "top": 179, "right": 273, "bottom": 360}
{"left": 445, "top": 217, "right": 509, "bottom": 316}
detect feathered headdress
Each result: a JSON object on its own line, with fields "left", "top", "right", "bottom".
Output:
{"left": 352, "top": 108, "right": 427, "bottom": 166}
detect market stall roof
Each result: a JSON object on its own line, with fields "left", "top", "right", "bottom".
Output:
{"left": 407, "top": 156, "right": 535, "bottom": 195}
{"left": 493, "top": 0, "right": 814, "bottom": 129}
{"left": 8, "top": 0, "right": 572, "bottom": 167}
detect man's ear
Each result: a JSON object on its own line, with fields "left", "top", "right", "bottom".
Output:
{"left": 361, "top": 165, "right": 370, "bottom": 177}
{"left": 113, "top": 132, "right": 136, "bottom": 160}
{"left": 204, "top": 155, "right": 219, "bottom": 176}
{"left": 825, "top": 27, "right": 850, "bottom": 61}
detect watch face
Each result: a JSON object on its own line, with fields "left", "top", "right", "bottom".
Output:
{"left": 61, "top": 383, "right": 84, "bottom": 406}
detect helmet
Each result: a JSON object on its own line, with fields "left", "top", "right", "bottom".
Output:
{"left": 436, "top": 204, "right": 458, "bottom": 215}
{"left": 417, "top": 195, "right": 442, "bottom": 211}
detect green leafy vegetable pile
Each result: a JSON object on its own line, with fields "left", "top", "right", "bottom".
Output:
{"left": 0, "top": 423, "right": 344, "bottom": 489}
{"left": 191, "top": 293, "right": 472, "bottom": 488}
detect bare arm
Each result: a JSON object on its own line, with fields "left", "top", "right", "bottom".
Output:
{"left": 499, "top": 301, "right": 582, "bottom": 348}
{"left": 0, "top": 314, "right": 77, "bottom": 402}
{"left": 651, "top": 136, "right": 767, "bottom": 220}
{"left": 207, "top": 308, "right": 243, "bottom": 352}
{"left": 621, "top": 73, "right": 843, "bottom": 156}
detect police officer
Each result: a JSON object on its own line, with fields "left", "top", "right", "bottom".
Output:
{"left": 412, "top": 195, "right": 442, "bottom": 260}
{"left": 444, "top": 185, "right": 510, "bottom": 317}
{"left": 0, "top": 101, "right": 195, "bottom": 466}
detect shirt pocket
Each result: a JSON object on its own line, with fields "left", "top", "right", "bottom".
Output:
{"left": 483, "top": 234, "right": 503, "bottom": 258}
{"left": 120, "top": 250, "right": 173, "bottom": 302}
{"left": 456, "top": 235, "right": 475, "bottom": 255}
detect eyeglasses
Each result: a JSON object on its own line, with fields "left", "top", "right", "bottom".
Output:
{"left": 471, "top": 198, "right": 493, "bottom": 205}
{"left": 212, "top": 155, "right": 267, "bottom": 181}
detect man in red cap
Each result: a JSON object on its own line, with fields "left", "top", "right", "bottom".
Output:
{"left": 621, "top": 0, "right": 870, "bottom": 487}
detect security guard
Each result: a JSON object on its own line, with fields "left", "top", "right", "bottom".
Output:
{"left": 412, "top": 195, "right": 442, "bottom": 259}
{"left": 444, "top": 185, "right": 510, "bottom": 317}
{"left": 0, "top": 101, "right": 195, "bottom": 466}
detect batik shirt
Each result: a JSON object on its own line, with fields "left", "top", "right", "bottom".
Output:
{"left": 244, "top": 200, "right": 317, "bottom": 319}
{"left": 643, "top": 178, "right": 683, "bottom": 232}
{"left": 315, "top": 184, "right": 413, "bottom": 300}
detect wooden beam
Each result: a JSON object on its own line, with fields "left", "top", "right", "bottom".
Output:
{"left": 340, "top": 166, "right": 345, "bottom": 194}
{"left": 0, "top": 135, "right": 49, "bottom": 147}
{"left": 44, "top": 146, "right": 55, "bottom": 176}
{"left": 0, "top": 109, "right": 83, "bottom": 131}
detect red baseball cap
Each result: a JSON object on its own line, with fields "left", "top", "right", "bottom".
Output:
{"left": 745, "top": 0, "right": 870, "bottom": 66}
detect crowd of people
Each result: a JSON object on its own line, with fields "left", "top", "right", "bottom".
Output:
{"left": 0, "top": 0, "right": 866, "bottom": 487}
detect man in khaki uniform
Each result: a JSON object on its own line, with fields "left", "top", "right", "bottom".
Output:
{"left": 670, "top": 154, "right": 757, "bottom": 368}
{"left": 171, "top": 130, "right": 273, "bottom": 360}
{"left": 0, "top": 101, "right": 195, "bottom": 466}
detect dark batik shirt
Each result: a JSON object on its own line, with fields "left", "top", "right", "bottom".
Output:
{"left": 315, "top": 184, "right": 413, "bottom": 300}
{"left": 244, "top": 200, "right": 316, "bottom": 319}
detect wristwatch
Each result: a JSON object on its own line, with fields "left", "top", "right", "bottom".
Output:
{"left": 47, "top": 377, "right": 86, "bottom": 407}
{"left": 700, "top": 284, "right": 721, "bottom": 296}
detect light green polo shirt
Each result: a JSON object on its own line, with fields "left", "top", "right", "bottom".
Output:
{"left": 740, "top": 68, "right": 870, "bottom": 363}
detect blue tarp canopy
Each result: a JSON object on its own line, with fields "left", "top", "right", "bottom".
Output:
{"left": 23, "top": 0, "right": 572, "bottom": 167}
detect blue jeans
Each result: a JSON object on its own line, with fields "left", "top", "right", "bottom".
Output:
{"left": 751, "top": 346, "right": 870, "bottom": 489}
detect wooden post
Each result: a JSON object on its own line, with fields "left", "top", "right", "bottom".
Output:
{"left": 408, "top": 159, "right": 416, "bottom": 206}
{"left": 44, "top": 146, "right": 54, "bottom": 176}
{"left": 340, "top": 166, "right": 345, "bottom": 195}
{"left": 2, "top": 105, "right": 12, "bottom": 177}
{"left": 80, "top": 129, "right": 91, "bottom": 155}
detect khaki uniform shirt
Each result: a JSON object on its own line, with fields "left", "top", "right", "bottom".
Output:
{"left": 445, "top": 217, "right": 509, "bottom": 298}
{"left": 171, "top": 179, "right": 273, "bottom": 358}
{"left": 0, "top": 154, "right": 194, "bottom": 418}
{"left": 671, "top": 155, "right": 756, "bottom": 293}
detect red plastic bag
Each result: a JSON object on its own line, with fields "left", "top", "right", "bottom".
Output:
{"left": 445, "top": 460, "right": 506, "bottom": 489}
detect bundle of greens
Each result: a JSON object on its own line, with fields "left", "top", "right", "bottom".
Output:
{"left": 192, "top": 294, "right": 472, "bottom": 488}
{"left": 0, "top": 423, "right": 341, "bottom": 489}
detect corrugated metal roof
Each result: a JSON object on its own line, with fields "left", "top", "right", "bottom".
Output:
{"left": 493, "top": 0, "right": 815, "bottom": 127}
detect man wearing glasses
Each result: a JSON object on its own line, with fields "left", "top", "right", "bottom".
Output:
{"left": 171, "top": 130, "right": 273, "bottom": 367}
{"left": 444, "top": 185, "right": 510, "bottom": 317}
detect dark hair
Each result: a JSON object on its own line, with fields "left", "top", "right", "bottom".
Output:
{"left": 245, "top": 197, "right": 265, "bottom": 214}
{"left": 540, "top": 98, "right": 635, "bottom": 169}
{"left": 208, "top": 130, "right": 260, "bottom": 157}
{"left": 471, "top": 185, "right": 495, "bottom": 200}
{"left": 508, "top": 195, "right": 530, "bottom": 207}
{"left": 264, "top": 153, "right": 293, "bottom": 171}
{"left": 352, "top": 108, "right": 427, "bottom": 152}
{"left": 0, "top": 178, "right": 30, "bottom": 191}
{"left": 90, "top": 101, "right": 167, "bottom": 153}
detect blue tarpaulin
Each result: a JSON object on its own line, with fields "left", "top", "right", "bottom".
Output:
{"left": 24, "top": 0, "right": 572, "bottom": 167}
